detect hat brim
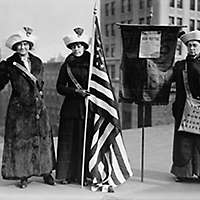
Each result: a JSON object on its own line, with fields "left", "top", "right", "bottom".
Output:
{"left": 180, "top": 31, "right": 200, "bottom": 45}
{"left": 67, "top": 41, "right": 89, "bottom": 49}
{"left": 12, "top": 41, "right": 34, "bottom": 51}
{"left": 6, "top": 32, "right": 36, "bottom": 51}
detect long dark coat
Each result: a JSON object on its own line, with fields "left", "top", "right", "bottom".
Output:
{"left": 171, "top": 56, "right": 200, "bottom": 178}
{"left": 56, "top": 51, "right": 93, "bottom": 182}
{"left": 0, "top": 52, "right": 55, "bottom": 180}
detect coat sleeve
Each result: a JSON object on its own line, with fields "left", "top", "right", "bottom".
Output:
{"left": 171, "top": 60, "right": 181, "bottom": 82}
{"left": 0, "top": 61, "right": 9, "bottom": 91}
{"left": 36, "top": 59, "right": 44, "bottom": 92}
{"left": 171, "top": 61, "right": 181, "bottom": 119}
{"left": 56, "top": 63, "right": 77, "bottom": 97}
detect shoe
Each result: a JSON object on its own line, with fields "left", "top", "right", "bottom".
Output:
{"left": 83, "top": 180, "right": 89, "bottom": 186}
{"left": 108, "top": 186, "right": 114, "bottom": 193}
{"left": 60, "top": 179, "right": 71, "bottom": 184}
{"left": 175, "top": 177, "right": 190, "bottom": 182}
{"left": 175, "top": 177, "right": 183, "bottom": 182}
{"left": 19, "top": 178, "right": 28, "bottom": 189}
{"left": 43, "top": 174, "right": 56, "bottom": 185}
{"left": 99, "top": 185, "right": 114, "bottom": 193}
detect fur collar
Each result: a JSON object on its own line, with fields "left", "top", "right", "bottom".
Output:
{"left": 6, "top": 52, "right": 42, "bottom": 76}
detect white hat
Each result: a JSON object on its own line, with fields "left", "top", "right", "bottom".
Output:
{"left": 180, "top": 30, "right": 200, "bottom": 45}
{"left": 63, "top": 27, "right": 89, "bottom": 49}
{"left": 6, "top": 27, "right": 36, "bottom": 50}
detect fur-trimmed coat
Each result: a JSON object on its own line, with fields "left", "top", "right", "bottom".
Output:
{"left": 0, "top": 52, "right": 55, "bottom": 180}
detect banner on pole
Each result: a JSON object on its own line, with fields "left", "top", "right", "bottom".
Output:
{"left": 118, "top": 25, "right": 183, "bottom": 105}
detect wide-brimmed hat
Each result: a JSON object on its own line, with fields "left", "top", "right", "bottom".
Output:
{"left": 63, "top": 27, "right": 89, "bottom": 49}
{"left": 6, "top": 27, "right": 36, "bottom": 50}
{"left": 180, "top": 30, "right": 200, "bottom": 45}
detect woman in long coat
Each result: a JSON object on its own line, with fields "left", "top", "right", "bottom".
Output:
{"left": 56, "top": 27, "right": 92, "bottom": 185}
{"left": 0, "top": 27, "right": 56, "bottom": 188}
{"left": 171, "top": 30, "right": 200, "bottom": 181}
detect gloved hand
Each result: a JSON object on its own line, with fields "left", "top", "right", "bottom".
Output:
{"left": 75, "top": 89, "right": 90, "bottom": 97}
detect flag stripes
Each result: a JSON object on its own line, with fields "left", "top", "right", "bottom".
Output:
{"left": 89, "top": 95, "right": 119, "bottom": 120}
{"left": 89, "top": 119, "right": 114, "bottom": 168}
{"left": 90, "top": 115, "right": 104, "bottom": 149}
{"left": 88, "top": 15, "right": 133, "bottom": 191}
{"left": 89, "top": 100, "right": 120, "bottom": 128}
{"left": 91, "top": 74, "right": 113, "bottom": 94}
{"left": 90, "top": 86, "right": 118, "bottom": 110}
{"left": 91, "top": 66, "right": 110, "bottom": 83}
{"left": 110, "top": 145, "right": 126, "bottom": 184}
{"left": 90, "top": 80, "right": 113, "bottom": 100}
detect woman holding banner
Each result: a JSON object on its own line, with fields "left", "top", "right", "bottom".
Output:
{"left": 0, "top": 27, "right": 56, "bottom": 188}
{"left": 55, "top": 27, "right": 93, "bottom": 186}
{"left": 171, "top": 30, "right": 200, "bottom": 182}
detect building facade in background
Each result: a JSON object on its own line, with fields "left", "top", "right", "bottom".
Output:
{"left": 1, "top": 1, "right": 200, "bottom": 132}
{"left": 43, "top": 62, "right": 63, "bottom": 136}
{"left": 100, "top": 0, "right": 200, "bottom": 128}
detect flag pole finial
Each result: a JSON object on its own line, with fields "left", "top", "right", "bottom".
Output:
{"left": 93, "top": 0, "right": 98, "bottom": 15}
{"left": 94, "top": 8, "right": 97, "bottom": 15}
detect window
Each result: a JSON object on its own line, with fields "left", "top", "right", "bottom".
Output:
{"left": 169, "top": 0, "right": 175, "bottom": 7}
{"left": 139, "top": 0, "right": 144, "bottom": 9}
{"left": 110, "top": 64, "right": 116, "bottom": 79}
{"left": 197, "top": 20, "right": 200, "bottom": 30}
{"left": 128, "top": 0, "right": 132, "bottom": 12}
{"left": 177, "top": 0, "right": 183, "bottom": 8}
{"left": 105, "top": 45, "right": 109, "bottom": 57}
{"left": 147, "top": 0, "right": 152, "bottom": 8}
{"left": 105, "top": 24, "right": 109, "bottom": 37}
{"left": 122, "top": 110, "right": 132, "bottom": 129}
{"left": 190, "top": 0, "right": 195, "bottom": 10}
{"left": 111, "top": 23, "right": 115, "bottom": 36}
{"left": 198, "top": 0, "right": 200, "bottom": 11}
{"left": 127, "top": 19, "right": 133, "bottom": 24}
{"left": 121, "top": 0, "right": 125, "bottom": 13}
{"left": 111, "top": 1, "right": 115, "bottom": 15}
{"left": 105, "top": 3, "right": 109, "bottom": 16}
{"left": 111, "top": 44, "right": 115, "bottom": 57}
{"left": 169, "top": 16, "right": 175, "bottom": 25}
{"left": 139, "top": 17, "right": 145, "bottom": 24}
{"left": 190, "top": 19, "right": 195, "bottom": 31}
{"left": 146, "top": 16, "right": 152, "bottom": 24}
{"left": 177, "top": 17, "right": 183, "bottom": 25}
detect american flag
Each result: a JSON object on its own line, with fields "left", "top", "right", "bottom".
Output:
{"left": 88, "top": 15, "right": 133, "bottom": 192}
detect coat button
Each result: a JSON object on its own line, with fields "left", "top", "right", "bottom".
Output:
{"left": 36, "top": 114, "right": 40, "bottom": 119}
{"left": 39, "top": 91, "right": 43, "bottom": 96}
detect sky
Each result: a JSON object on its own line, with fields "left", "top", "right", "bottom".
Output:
{"left": 0, "top": 0, "right": 99, "bottom": 62}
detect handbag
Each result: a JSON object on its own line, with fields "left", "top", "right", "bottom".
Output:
{"left": 178, "top": 62, "right": 200, "bottom": 134}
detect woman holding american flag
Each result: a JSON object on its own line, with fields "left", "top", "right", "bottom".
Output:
{"left": 55, "top": 27, "right": 93, "bottom": 187}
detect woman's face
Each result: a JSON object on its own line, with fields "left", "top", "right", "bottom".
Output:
{"left": 71, "top": 42, "right": 85, "bottom": 57}
{"left": 15, "top": 41, "right": 30, "bottom": 56}
{"left": 187, "top": 40, "right": 200, "bottom": 57}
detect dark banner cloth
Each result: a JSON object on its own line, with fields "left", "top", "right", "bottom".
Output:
{"left": 119, "top": 25, "right": 182, "bottom": 105}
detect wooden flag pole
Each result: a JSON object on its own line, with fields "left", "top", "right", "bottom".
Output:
{"left": 80, "top": 2, "right": 97, "bottom": 188}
